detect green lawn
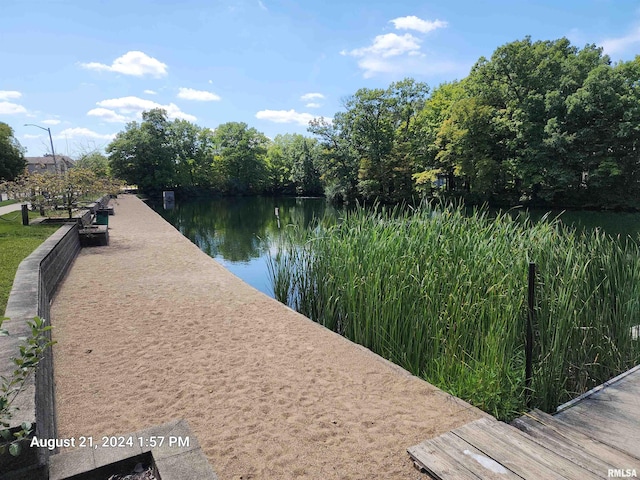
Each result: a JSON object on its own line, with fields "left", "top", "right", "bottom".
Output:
{"left": 0, "top": 211, "right": 59, "bottom": 315}
{"left": 0, "top": 199, "right": 19, "bottom": 207}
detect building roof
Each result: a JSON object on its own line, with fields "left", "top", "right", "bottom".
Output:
{"left": 25, "top": 155, "right": 75, "bottom": 166}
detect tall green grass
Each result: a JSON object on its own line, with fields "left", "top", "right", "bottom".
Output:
{"left": 268, "top": 203, "right": 640, "bottom": 420}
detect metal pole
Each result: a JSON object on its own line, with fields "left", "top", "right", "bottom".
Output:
{"left": 526, "top": 262, "right": 535, "bottom": 408}
{"left": 24, "top": 124, "right": 59, "bottom": 174}
{"left": 46, "top": 127, "right": 58, "bottom": 174}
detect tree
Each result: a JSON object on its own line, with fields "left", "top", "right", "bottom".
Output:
{"left": 266, "top": 134, "right": 323, "bottom": 195}
{"left": 562, "top": 60, "right": 640, "bottom": 205}
{"left": 435, "top": 98, "right": 501, "bottom": 196}
{"left": 107, "top": 109, "right": 176, "bottom": 192}
{"left": 308, "top": 116, "right": 359, "bottom": 203}
{"left": 0, "top": 123, "right": 26, "bottom": 182}
{"left": 211, "top": 122, "right": 269, "bottom": 194}
{"left": 75, "top": 150, "right": 110, "bottom": 178}
{"left": 309, "top": 79, "right": 429, "bottom": 203}
{"left": 169, "top": 120, "right": 216, "bottom": 189}
{"left": 466, "top": 37, "right": 610, "bottom": 203}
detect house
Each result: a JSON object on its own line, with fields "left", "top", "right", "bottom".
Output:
{"left": 26, "top": 154, "right": 75, "bottom": 174}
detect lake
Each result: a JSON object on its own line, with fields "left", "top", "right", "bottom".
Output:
{"left": 150, "top": 196, "right": 640, "bottom": 296}
{"left": 150, "top": 196, "right": 337, "bottom": 296}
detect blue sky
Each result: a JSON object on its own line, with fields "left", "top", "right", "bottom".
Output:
{"left": 2, "top": 0, "right": 640, "bottom": 158}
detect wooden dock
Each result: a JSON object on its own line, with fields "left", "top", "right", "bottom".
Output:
{"left": 408, "top": 366, "right": 640, "bottom": 479}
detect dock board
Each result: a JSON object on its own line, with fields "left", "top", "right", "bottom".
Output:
{"left": 408, "top": 367, "right": 640, "bottom": 479}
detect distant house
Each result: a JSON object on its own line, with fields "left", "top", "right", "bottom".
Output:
{"left": 25, "top": 155, "right": 75, "bottom": 174}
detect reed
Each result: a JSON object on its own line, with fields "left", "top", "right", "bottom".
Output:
{"left": 268, "top": 203, "right": 640, "bottom": 420}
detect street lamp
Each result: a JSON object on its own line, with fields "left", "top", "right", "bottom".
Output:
{"left": 24, "top": 124, "right": 58, "bottom": 174}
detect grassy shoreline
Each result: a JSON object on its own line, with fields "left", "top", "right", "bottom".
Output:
{"left": 269, "top": 203, "right": 640, "bottom": 420}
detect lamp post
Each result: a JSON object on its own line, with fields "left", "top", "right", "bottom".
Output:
{"left": 24, "top": 124, "right": 58, "bottom": 174}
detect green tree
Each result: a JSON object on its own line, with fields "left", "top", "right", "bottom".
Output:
{"left": 212, "top": 122, "right": 269, "bottom": 194}
{"left": 107, "top": 109, "right": 176, "bottom": 192}
{"left": 411, "top": 81, "right": 468, "bottom": 194}
{"left": 562, "top": 59, "right": 640, "bottom": 206}
{"left": 308, "top": 116, "right": 359, "bottom": 203}
{"left": 0, "top": 123, "right": 26, "bottom": 182}
{"left": 266, "top": 134, "right": 322, "bottom": 195}
{"left": 435, "top": 98, "right": 501, "bottom": 197}
{"left": 74, "top": 150, "right": 110, "bottom": 178}
{"left": 169, "top": 120, "right": 216, "bottom": 189}
{"left": 310, "top": 78, "right": 429, "bottom": 203}
{"left": 467, "top": 37, "right": 610, "bottom": 203}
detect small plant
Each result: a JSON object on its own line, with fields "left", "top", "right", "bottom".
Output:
{"left": 0, "top": 316, "right": 55, "bottom": 456}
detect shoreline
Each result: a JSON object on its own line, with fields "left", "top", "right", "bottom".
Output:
{"left": 51, "top": 194, "right": 484, "bottom": 479}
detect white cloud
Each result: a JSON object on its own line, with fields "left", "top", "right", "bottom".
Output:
{"left": 94, "top": 96, "right": 197, "bottom": 122}
{"left": 23, "top": 134, "right": 42, "bottom": 139}
{"left": 306, "top": 102, "right": 321, "bottom": 108}
{"left": 258, "top": 0, "right": 267, "bottom": 10}
{"left": 390, "top": 16, "right": 447, "bottom": 33}
{"left": 144, "top": 89, "right": 158, "bottom": 95}
{"left": 343, "top": 33, "right": 422, "bottom": 59}
{"left": 255, "top": 109, "right": 317, "bottom": 126}
{"left": 55, "top": 127, "right": 116, "bottom": 141}
{"left": 601, "top": 25, "right": 640, "bottom": 56}
{"left": 0, "top": 101, "right": 27, "bottom": 115}
{"left": 300, "top": 92, "right": 325, "bottom": 101}
{"left": 177, "top": 87, "right": 221, "bottom": 101}
{"left": 0, "top": 90, "right": 22, "bottom": 101}
{"left": 80, "top": 51, "right": 168, "bottom": 77}
{"left": 341, "top": 15, "right": 456, "bottom": 78}
{"left": 87, "top": 108, "right": 129, "bottom": 123}
{"left": 42, "top": 119, "right": 61, "bottom": 125}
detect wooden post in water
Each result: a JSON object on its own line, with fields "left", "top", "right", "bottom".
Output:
{"left": 526, "top": 262, "right": 535, "bottom": 408}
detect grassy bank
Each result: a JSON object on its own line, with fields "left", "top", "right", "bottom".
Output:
{"left": 269, "top": 204, "right": 640, "bottom": 420}
{"left": 0, "top": 199, "right": 19, "bottom": 207}
{"left": 0, "top": 211, "right": 59, "bottom": 314}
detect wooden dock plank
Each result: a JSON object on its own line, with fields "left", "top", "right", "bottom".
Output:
{"left": 453, "top": 418, "right": 599, "bottom": 480}
{"left": 407, "top": 366, "right": 640, "bottom": 480}
{"left": 408, "top": 429, "right": 524, "bottom": 480}
{"left": 525, "top": 410, "right": 640, "bottom": 467}
{"left": 556, "top": 403, "right": 640, "bottom": 459}
{"left": 511, "top": 415, "right": 629, "bottom": 475}
{"left": 408, "top": 439, "right": 482, "bottom": 480}
{"left": 428, "top": 433, "right": 523, "bottom": 480}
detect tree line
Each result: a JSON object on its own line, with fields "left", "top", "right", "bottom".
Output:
{"left": 4, "top": 36, "right": 638, "bottom": 209}
{"left": 107, "top": 110, "right": 323, "bottom": 196}
{"left": 106, "top": 37, "right": 640, "bottom": 209}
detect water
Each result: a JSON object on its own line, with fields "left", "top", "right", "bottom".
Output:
{"left": 150, "top": 196, "right": 336, "bottom": 296}
{"left": 150, "top": 196, "right": 640, "bottom": 296}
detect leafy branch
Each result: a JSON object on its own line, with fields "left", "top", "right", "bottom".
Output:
{"left": 0, "top": 316, "right": 55, "bottom": 456}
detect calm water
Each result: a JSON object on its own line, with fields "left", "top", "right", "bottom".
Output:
{"left": 150, "top": 196, "right": 640, "bottom": 296}
{"left": 150, "top": 196, "right": 336, "bottom": 296}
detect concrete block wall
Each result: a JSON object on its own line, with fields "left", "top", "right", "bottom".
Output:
{"left": 1, "top": 224, "right": 81, "bottom": 479}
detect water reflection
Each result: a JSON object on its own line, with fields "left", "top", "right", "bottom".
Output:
{"left": 150, "top": 196, "right": 336, "bottom": 295}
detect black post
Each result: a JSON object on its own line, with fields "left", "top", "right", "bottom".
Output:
{"left": 525, "top": 262, "right": 535, "bottom": 408}
{"left": 21, "top": 204, "right": 29, "bottom": 226}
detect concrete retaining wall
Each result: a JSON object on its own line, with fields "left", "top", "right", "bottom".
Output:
{"left": 1, "top": 224, "right": 81, "bottom": 479}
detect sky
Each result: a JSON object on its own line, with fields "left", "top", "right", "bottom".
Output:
{"left": 2, "top": 0, "right": 640, "bottom": 158}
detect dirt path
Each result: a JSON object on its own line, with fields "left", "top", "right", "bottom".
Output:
{"left": 51, "top": 194, "right": 484, "bottom": 479}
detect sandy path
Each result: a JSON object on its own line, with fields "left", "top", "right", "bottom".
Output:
{"left": 51, "top": 194, "right": 484, "bottom": 479}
